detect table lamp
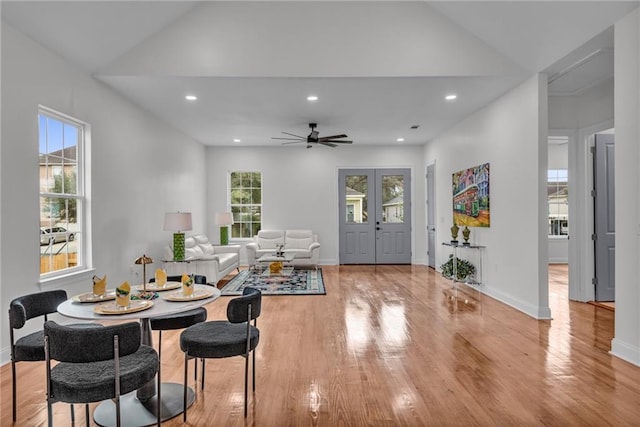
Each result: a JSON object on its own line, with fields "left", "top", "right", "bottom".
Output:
{"left": 163, "top": 212, "right": 192, "bottom": 261}
{"left": 134, "top": 254, "right": 153, "bottom": 293}
{"left": 215, "top": 212, "right": 234, "bottom": 245}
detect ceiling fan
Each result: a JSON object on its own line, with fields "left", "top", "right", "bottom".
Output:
{"left": 272, "top": 123, "right": 353, "bottom": 148}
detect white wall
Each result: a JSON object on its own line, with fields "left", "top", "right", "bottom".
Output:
{"left": 612, "top": 9, "right": 640, "bottom": 366}
{"left": 424, "top": 75, "right": 551, "bottom": 319}
{"left": 549, "top": 78, "right": 614, "bottom": 130}
{"left": 205, "top": 145, "right": 426, "bottom": 265}
{"left": 0, "top": 23, "right": 207, "bottom": 364}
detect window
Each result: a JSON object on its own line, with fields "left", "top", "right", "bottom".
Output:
{"left": 39, "top": 107, "right": 87, "bottom": 276}
{"left": 548, "top": 169, "right": 568, "bottom": 236}
{"left": 229, "top": 172, "right": 262, "bottom": 238}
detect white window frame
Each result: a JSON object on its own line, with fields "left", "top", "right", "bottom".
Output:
{"left": 228, "top": 171, "right": 262, "bottom": 240}
{"left": 39, "top": 105, "right": 93, "bottom": 286}
{"left": 548, "top": 168, "right": 568, "bottom": 238}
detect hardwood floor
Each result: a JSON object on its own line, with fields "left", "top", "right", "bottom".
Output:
{"left": 2, "top": 264, "right": 639, "bottom": 426}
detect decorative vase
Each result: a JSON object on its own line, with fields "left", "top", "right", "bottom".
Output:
{"left": 450, "top": 223, "right": 459, "bottom": 244}
{"left": 462, "top": 226, "right": 471, "bottom": 245}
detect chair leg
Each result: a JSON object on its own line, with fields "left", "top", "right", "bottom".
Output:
{"left": 70, "top": 404, "right": 75, "bottom": 424}
{"left": 252, "top": 349, "right": 256, "bottom": 392}
{"left": 183, "top": 352, "right": 189, "bottom": 422}
{"left": 115, "top": 396, "right": 121, "bottom": 427}
{"left": 244, "top": 354, "right": 249, "bottom": 417}
{"left": 11, "top": 361, "right": 16, "bottom": 422}
{"left": 201, "top": 358, "right": 206, "bottom": 390}
{"left": 47, "top": 400, "right": 53, "bottom": 427}
{"left": 85, "top": 404, "right": 90, "bottom": 426}
{"left": 157, "top": 331, "right": 162, "bottom": 425}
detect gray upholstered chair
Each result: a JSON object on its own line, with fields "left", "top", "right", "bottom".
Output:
{"left": 149, "top": 274, "right": 208, "bottom": 392}
{"left": 180, "top": 287, "right": 262, "bottom": 420}
{"left": 8, "top": 290, "right": 95, "bottom": 423}
{"left": 44, "top": 321, "right": 160, "bottom": 427}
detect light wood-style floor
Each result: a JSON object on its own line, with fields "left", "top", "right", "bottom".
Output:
{"left": 2, "top": 264, "right": 639, "bottom": 426}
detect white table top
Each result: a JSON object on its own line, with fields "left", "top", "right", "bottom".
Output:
{"left": 58, "top": 284, "right": 221, "bottom": 321}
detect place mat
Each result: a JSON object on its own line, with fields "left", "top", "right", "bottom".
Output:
{"left": 93, "top": 300, "right": 154, "bottom": 315}
{"left": 72, "top": 290, "right": 116, "bottom": 303}
{"left": 137, "top": 281, "right": 181, "bottom": 292}
{"left": 163, "top": 287, "right": 215, "bottom": 302}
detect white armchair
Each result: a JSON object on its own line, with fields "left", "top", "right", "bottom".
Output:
{"left": 163, "top": 234, "right": 240, "bottom": 285}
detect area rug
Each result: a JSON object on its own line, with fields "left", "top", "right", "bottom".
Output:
{"left": 220, "top": 268, "right": 325, "bottom": 296}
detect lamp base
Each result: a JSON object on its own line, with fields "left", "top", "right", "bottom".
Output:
{"left": 220, "top": 226, "right": 229, "bottom": 245}
{"left": 173, "top": 232, "right": 185, "bottom": 261}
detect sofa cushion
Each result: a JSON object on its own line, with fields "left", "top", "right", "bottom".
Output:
{"left": 256, "top": 230, "right": 284, "bottom": 249}
{"left": 284, "top": 248, "right": 311, "bottom": 259}
{"left": 285, "top": 230, "right": 314, "bottom": 249}
{"left": 186, "top": 245, "right": 204, "bottom": 259}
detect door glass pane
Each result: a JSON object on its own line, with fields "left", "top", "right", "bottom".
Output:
{"left": 382, "top": 175, "right": 404, "bottom": 223}
{"left": 345, "top": 175, "right": 368, "bottom": 223}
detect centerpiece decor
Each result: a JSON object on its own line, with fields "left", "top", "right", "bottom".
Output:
{"left": 440, "top": 254, "right": 476, "bottom": 281}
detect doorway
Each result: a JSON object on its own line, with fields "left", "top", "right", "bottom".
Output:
{"left": 426, "top": 162, "right": 436, "bottom": 268}
{"left": 338, "top": 168, "right": 412, "bottom": 264}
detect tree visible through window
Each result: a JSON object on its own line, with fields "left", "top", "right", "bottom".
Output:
{"left": 548, "top": 169, "right": 568, "bottom": 236}
{"left": 230, "top": 172, "right": 262, "bottom": 238}
{"left": 39, "top": 108, "right": 86, "bottom": 275}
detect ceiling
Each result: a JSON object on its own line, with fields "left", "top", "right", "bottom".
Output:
{"left": 2, "top": 1, "right": 637, "bottom": 147}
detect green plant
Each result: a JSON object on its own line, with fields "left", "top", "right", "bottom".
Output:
{"left": 440, "top": 254, "right": 476, "bottom": 280}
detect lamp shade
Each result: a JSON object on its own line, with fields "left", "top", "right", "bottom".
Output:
{"left": 215, "top": 212, "right": 234, "bottom": 226}
{"left": 163, "top": 212, "right": 192, "bottom": 232}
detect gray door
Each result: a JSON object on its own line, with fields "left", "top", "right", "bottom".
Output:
{"left": 339, "top": 168, "right": 411, "bottom": 264}
{"left": 426, "top": 163, "right": 436, "bottom": 268}
{"left": 593, "top": 134, "right": 615, "bottom": 301}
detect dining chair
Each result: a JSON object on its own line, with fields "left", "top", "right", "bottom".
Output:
{"left": 180, "top": 287, "right": 262, "bottom": 420}
{"left": 8, "top": 290, "right": 96, "bottom": 423}
{"left": 44, "top": 320, "right": 160, "bottom": 427}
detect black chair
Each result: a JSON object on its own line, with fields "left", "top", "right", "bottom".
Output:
{"left": 149, "top": 275, "right": 208, "bottom": 407}
{"left": 180, "top": 287, "right": 262, "bottom": 420}
{"left": 8, "top": 290, "right": 96, "bottom": 423}
{"left": 44, "top": 321, "right": 160, "bottom": 427}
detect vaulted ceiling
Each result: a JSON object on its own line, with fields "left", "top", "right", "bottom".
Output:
{"left": 2, "top": 1, "right": 636, "bottom": 146}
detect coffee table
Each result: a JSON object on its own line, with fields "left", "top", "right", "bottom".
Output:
{"left": 256, "top": 252, "right": 295, "bottom": 271}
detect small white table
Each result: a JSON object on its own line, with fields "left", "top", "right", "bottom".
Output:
{"left": 255, "top": 252, "right": 295, "bottom": 271}
{"left": 57, "top": 284, "right": 221, "bottom": 427}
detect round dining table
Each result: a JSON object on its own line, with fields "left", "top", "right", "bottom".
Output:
{"left": 57, "top": 283, "right": 221, "bottom": 427}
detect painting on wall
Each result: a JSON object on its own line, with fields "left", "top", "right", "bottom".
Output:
{"left": 452, "top": 163, "right": 490, "bottom": 227}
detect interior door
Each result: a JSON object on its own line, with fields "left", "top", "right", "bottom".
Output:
{"left": 375, "top": 169, "right": 411, "bottom": 264}
{"left": 339, "top": 168, "right": 411, "bottom": 264}
{"left": 426, "top": 163, "right": 436, "bottom": 268}
{"left": 593, "top": 134, "right": 615, "bottom": 301}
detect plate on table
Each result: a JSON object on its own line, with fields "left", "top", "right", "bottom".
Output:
{"left": 72, "top": 291, "right": 116, "bottom": 303}
{"left": 93, "top": 300, "right": 154, "bottom": 315}
{"left": 163, "top": 287, "right": 215, "bottom": 302}
{"left": 137, "top": 281, "right": 181, "bottom": 292}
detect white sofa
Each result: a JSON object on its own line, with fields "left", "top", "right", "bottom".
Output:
{"left": 163, "top": 234, "right": 240, "bottom": 285}
{"left": 245, "top": 229, "right": 320, "bottom": 268}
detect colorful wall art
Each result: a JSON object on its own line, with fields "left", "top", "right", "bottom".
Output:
{"left": 452, "top": 163, "right": 490, "bottom": 227}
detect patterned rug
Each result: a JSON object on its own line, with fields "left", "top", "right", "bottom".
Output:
{"left": 220, "top": 268, "right": 325, "bottom": 296}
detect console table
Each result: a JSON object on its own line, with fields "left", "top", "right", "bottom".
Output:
{"left": 442, "top": 242, "right": 485, "bottom": 311}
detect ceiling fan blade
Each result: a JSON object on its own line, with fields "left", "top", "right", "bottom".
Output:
{"left": 320, "top": 142, "right": 338, "bottom": 147}
{"left": 282, "top": 141, "right": 304, "bottom": 145}
{"left": 322, "top": 140, "right": 353, "bottom": 144}
{"left": 281, "top": 131, "right": 306, "bottom": 138}
{"left": 272, "top": 137, "right": 303, "bottom": 140}
{"left": 318, "top": 134, "right": 348, "bottom": 141}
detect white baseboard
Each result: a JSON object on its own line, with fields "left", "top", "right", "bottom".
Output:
{"left": 611, "top": 338, "right": 640, "bottom": 367}
{"left": 482, "top": 286, "right": 553, "bottom": 320}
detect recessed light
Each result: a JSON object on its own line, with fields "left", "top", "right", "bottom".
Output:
{"left": 307, "top": 95, "right": 318, "bottom": 101}
{"left": 185, "top": 95, "right": 197, "bottom": 101}
{"left": 445, "top": 94, "right": 457, "bottom": 101}
{"left": 233, "top": 139, "right": 241, "bottom": 143}
{"left": 396, "top": 138, "right": 405, "bottom": 142}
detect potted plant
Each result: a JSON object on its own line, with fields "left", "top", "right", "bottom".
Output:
{"left": 440, "top": 254, "right": 476, "bottom": 281}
